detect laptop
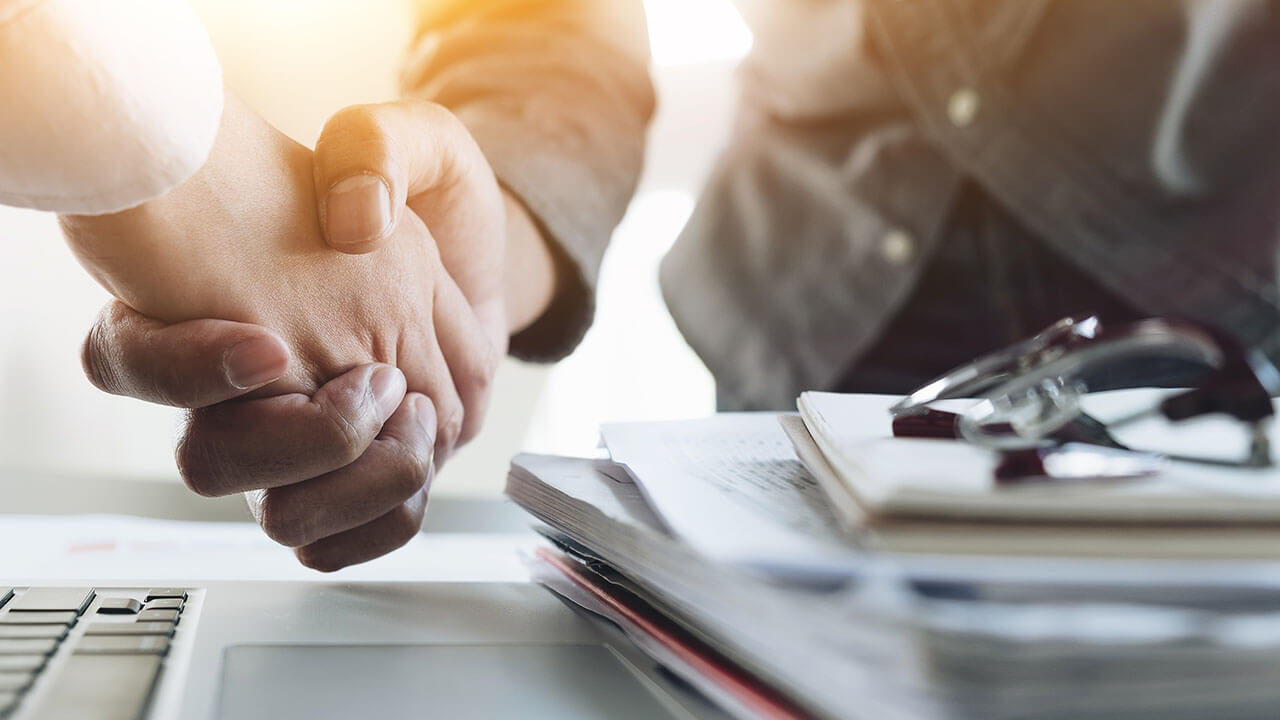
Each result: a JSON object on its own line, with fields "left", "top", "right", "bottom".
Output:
{"left": 0, "top": 581, "right": 722, "bottom": 719}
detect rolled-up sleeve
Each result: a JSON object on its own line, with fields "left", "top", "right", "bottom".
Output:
{"left": 0, "top": 0, "right": 223, "bottom": 215}
{"left": 401, "top": 0, "right": 655, "bottom": 361}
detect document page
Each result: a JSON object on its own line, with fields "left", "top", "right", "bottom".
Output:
{"left": 601, "top": 414, "right": 856, "bottom": 575}
{"left": 0, "top": 514, "right": 533, "bottom": 582}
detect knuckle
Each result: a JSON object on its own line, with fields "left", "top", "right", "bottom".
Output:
{"left": 316, "top": 395, "right": 369, "bottom": 468}
{"left": 420, "top": 101, "right": 471, "bottom": 176}
{"left": 454, "top": 369, "right": 492, "bottom": 449}
{"left": 147, "top": 357, "right": 192, "bottom": 408}
{"left": 456, "top": 397, "right": 486, "bottom": 447}
{"left": 174, "top": 423, "right": 222, "bottom": 498}
{"left": 406, "top": 97, "right": 448, "bottom": 122}
{"left": 426, "top": 103, "right": 459, "bottom": 134}
{"left": 294, "top": 546, "right": 342, "bottom": 574}
{"left": 387, "top": 442, "right": 431, "bottom": 501}
{"left": 454, "top": 341, "right": 495, "bottom": 441}
{"left": 483, "top": 338, "right": 502, "bottom": 379}
{"left": 323, "top": 103, "right": 378, "bottom": 135}
{"left": 417, "top": 100, "right": 466, "bottom": 142}
{"left": 464, "top": 343, "right": 500, "bottom": 399}
{"left": 411, "top": 99, "right": 484, "bottom": 167}
{"left": 80, "top": 318, "right": 117, "bottom": 394}
{"left": 386, "top": 502, "right": 425, "bottom": 546}
{"left": 318, "top": 105, "right": 392, "bottom": 159}
{"left": 436, "top": 403, "right": 464, "bottom": 455}
{"left": 256, "top": 491, "right": 308, "bottom": 548}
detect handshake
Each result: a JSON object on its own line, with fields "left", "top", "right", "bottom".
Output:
{"left": 60, "top": 95, "right": 554, "bottom": 571}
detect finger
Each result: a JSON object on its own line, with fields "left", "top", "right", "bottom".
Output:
{"left": 313, "top": 100, "right": 503, "bottom": 281}
{"left": 432, "top": 269, "right": 499, "bottom": 449}
{"left": 249, "top": 394, "right": 436, "bottom": 548}
{"left": 293, "top": 488, "right": 429, "bottom": 572}
{"left": 403, "top": 317, "right": 466, "bottom": 467}
{"left": 83, "top": 300, "right": 290, "bottom": 408}
{"left": 176, "top": 364, "right": 405, "bottom": 497}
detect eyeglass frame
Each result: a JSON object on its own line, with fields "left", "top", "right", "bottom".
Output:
{"left": 890, "top": 315, "right": 1280, "bottom": 469}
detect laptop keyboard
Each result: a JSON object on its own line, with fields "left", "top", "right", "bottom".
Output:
{"left": 0, "top": 587, "right": 195, "bottom": 720}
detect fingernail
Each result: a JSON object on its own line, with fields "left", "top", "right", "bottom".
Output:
{"left": 224, "top": 336, "right": 289, "bottom": 390}
{"left": 325, "top": 174, "right": 393, "bottom": 246}
{"left": 369, "top": 366, "right": 406, "bottom": 421}
{"left": 413, "top": 395, "right": 437, "bottom": 438}
{"left": 413, "top": 396, "right": 438, "bottom": 477}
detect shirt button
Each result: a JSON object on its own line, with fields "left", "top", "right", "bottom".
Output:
{"left": 881, "top": 229, "right": 915, "bottom": 265}
{"left": 947, "top": 88, "right": 980, "bottom": 127}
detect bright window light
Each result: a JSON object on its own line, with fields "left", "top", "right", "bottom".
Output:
{"left": 643, "top": 0, "right": 752, "bottom": 66}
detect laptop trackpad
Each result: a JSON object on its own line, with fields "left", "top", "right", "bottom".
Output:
{"left": 218, "top": 644, "right": 681, "bottom": 720}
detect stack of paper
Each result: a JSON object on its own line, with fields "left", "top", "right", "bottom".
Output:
{"left": 506, "top": 404, "right": 1280, "bottom": 719}
{"left": 508, "top": 453, "right": 942, "bottom": 720}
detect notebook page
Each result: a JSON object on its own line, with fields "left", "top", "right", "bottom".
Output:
{"left": 798, "top": 391, "right": 1280, "bottom": 522}
{"left": 601, "top": 414, "right": 856, "bottom": 575}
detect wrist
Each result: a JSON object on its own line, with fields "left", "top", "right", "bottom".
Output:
{"left": 60, "top": 92, "right": 314, "bottom": 322}
{"left": 501, "top": 189, "right": 557, "bottom": 336}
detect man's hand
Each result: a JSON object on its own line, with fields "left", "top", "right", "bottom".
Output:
{"left": 81, "top": 302, "right": 437, "bottom": 571}
{"left": 312, "top": 100, "right": 512, "bottom": 442}
{"left": 311, "top": 99, "right": 558, "bottom": 341}
{"left": 61, "top": 95, "right": 498, "bottom": 570}
{"left": 61, "top": 94, "right": 497, "bottom": 457}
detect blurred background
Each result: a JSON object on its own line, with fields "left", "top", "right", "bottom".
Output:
{"left": 0, "top": 0, "right": 752, "bottom": 513}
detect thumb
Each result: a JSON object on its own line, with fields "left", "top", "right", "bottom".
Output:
{"left": 313, "top": 99, "right": 498, "bottom": 256}
{"left": 313, "top": 99, "right": 507, "bottom": 343}
{"left": 83, "top": 300, "right": 290, "bottom": 408}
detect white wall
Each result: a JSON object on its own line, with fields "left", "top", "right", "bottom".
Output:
{"left": 0, "top": 0, "right": 749, "bottom": 503}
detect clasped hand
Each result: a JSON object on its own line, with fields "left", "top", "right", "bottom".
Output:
{"left": 61, "top": 97, "right": 508, "bottom": 571}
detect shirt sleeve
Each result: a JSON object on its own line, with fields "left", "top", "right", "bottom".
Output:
{"left": 401, "top": 0, "right": 655, "bottom": 361}
{"left": 0, "top": 0, "right": 223, "bottom": 215}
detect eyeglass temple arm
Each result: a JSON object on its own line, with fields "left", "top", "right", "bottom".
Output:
{"left": 1136, "top": 331, "right": 1277, "bottom": 467}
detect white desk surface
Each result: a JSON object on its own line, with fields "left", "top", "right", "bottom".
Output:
{"left": 0, "top": 513, "right": 537, "bottom": 584}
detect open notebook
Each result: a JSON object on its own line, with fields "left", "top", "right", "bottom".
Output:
{"left": 794, "top": 391, "right": 1280, "bottom": 524}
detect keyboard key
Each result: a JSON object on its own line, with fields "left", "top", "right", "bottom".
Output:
{"left": 0, "top": 625, "right": 67, "bottom": 640}
{"left": 144, "top": 589, "right": 187, "bottom": 602}
{"left": 96, "top": 598, "right": 143, "bottom": 615}
{"left": 0, "top": 689, "right": 17, "bottom": 714}
{"left": 141, "top": 598, "right": 182, "bottom": 611}
{"left": 26, "top": 653, "right": 162, "bottom": 720}
{"left": 0, "top": 612, "right": 76, "bottom": 626}
{"left": 0, "top": 590, "right": 11, "bottom": 610}
{"left": 0, "top": 674, "right": 31, "bottom": 693}
{"left": 84, "top": 623, "right": 174, "bottom": 637}
{"left": 7, "top": 588, "right": 94, "bottom": 614}
{"left": 0, "top": 656, "right": 45, "bottom": 673}
{"left": 74, "top": 635, "right": 169, "bottom": 656}
{"left": 135, "top": 609, "right": 179, "bottom": 624}
{"left": 0, "top": 639, "right": 57, "bottom": 656}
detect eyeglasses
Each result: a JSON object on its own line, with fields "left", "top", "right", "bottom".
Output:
{"left": 890, "top": 315, "right": 1280, "bottom": 478}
